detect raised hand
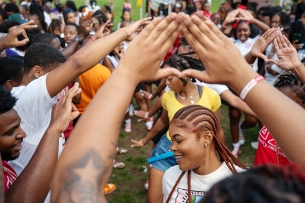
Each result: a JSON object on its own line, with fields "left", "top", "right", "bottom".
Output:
{"left": 181, "top": 14, "right": 257, "bottom": 93}
{"left": 92, "top": 19, "right": 112, "bottom": 40}
{"left": 223, "top": 8, "right": 240, "bottom": 25}
{"left": 122, "top": 17, "right": 152, "bottom": 41}
{"left": 50, "top": 83, "right": 81, "bottom": 133}
{"left": 268, "top": 32, "right": 301, "bottom": 71}
{"left": 236, "top": 9, "right": 254, "bottom": 22}
{"left": 118, "top": 13, "right": 183, "bottom": 83}
{"left": 78, "top": 15, "right": 92, "bottom": 38}
{"left": 250, "top": 28, "right": 279, "bottom": 61}
{"left": 0, "top": 20, "right": 37, "bottom": 51}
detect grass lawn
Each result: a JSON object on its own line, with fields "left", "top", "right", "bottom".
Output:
{"left": 73, "top": 0, "right": 228, "bottom": 28}
{"left": 73, "top": 0, "right": 281, "bottom": 28}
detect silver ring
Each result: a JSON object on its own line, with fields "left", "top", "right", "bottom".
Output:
{"left": 283, "top": 44, "right": 288, "bottom": 47}
{"left": 141, "top": 93, "right": 144, "bottom": 97}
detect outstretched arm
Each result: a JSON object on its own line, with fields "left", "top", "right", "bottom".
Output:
{"left": 46, "top": 18, "right": 151, "bottom": 98}
{"left": 132, "top": 108, "right": 169, "bottom": 147}
{"left": 50, "top": 13, "right": 183, "bottom": 203}
{"left": 182, "top": 15, "right": 305, "bottom": 168}
{"left": 221, "top": 90, "right": 256, "bottom": 117}
{"left": 6, "top": 83, "right": 80, "bottom": 203}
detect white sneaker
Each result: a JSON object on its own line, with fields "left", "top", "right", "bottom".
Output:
{"left": 239, "top": 123, "right": 245, "bottom": 145}
{"left": 129, "top": 104, "right": 134, "bottom": 116}
{"left": 231, "top": 146, "right": 241, "bottom": 158}
{"left": 124, "top": 123, "right": 132, "bottom": 132}
{"left": 146, "top": 121, "right": 153, "bottom": 132}
{"left": 144, "top": 180, "right": 148, "bottom": 190}
{"left": 251, "top": 142, "right": 258, "bottom": 149}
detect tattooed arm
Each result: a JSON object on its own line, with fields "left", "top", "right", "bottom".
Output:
{"left": 50, "top": 13, "right": 184, "bottom": 203}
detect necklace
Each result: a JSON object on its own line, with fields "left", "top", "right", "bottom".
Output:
{"left": 166, "top": 170, "right": 192, "bottom": 203}
{"left": 177, "top": 86, "right": 198, "bottom": 104}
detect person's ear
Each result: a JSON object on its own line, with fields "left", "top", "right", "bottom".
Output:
{"left": 31, "top": 65, "right": 43, "bottom": 78}
{"left": 3, "top": 80, "right": 14, "bottom": 91}
{"left": 203, "top": 130, "right": 213, "bottom": 147}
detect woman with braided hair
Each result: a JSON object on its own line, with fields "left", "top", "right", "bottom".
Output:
{"left": 254, "top": 71, "right": 305, "bottom": 166}
{"left": 131, "top": 54, "right": 224, "bottom": 203}
{"left": 163, "top": 105, "right": 246, "bottom": 203}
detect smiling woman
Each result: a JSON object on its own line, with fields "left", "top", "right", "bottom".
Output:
{"left": 163, "top": 105, "right": 247, "bottom": 203}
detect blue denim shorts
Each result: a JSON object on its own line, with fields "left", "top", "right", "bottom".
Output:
{"left": 150, "top": 134, "right": 177, "bottom": 172}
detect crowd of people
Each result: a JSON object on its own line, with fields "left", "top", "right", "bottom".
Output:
{"left": 0, "top": 0, "right": 305, "bottom": 202}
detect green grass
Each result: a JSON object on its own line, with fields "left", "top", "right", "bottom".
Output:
{"left": 73, "top": 0, "right": 226, "bottom": 28}
{"left": 72, "top": 0, "right": 283, "bottom": 29}
{"left": 72, "top": 0, "right": 283, "bottom": 28}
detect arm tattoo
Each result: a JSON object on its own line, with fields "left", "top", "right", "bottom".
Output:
{"left": 53, "top": 150, "right": 104, "bottom": 203}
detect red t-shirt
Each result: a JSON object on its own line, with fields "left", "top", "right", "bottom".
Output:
{"left": 2, "top": 161, "right": 18, "bottom": 192}
{"left": 254, "top": 126, "right": 290, "bottom": 166}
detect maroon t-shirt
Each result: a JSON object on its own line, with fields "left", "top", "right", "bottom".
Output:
{"left": 2, "top": 161, "right": 18, "bottom": 191}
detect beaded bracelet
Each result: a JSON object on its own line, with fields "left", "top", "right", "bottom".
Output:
{"left": 240, "top": 76, "right": 265, "bottom": 100}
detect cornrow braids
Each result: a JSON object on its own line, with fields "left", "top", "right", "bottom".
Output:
{"left": 172, "top": 105, "right": 247, "bottom": 173}
{"left": 163, "top": 54, "right": 204, "bottom": 72}
{"left": 274, "top": 71, "right": 305, "bottom": 104}
{"left": 178, "top": 37, "right": 201, "bottom": 60}
{"left": 163, "top": 54, "right": 204, "bottom": 84}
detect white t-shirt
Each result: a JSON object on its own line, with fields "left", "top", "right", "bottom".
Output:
{"left": 195, "top": 80, "right": 228, "bottom": 95}
{"left": 106, "top": 55, "right": 119, "bottom": 68}
{"left": 235, "top": 36, "right": 259, "bottom": 72}
{"left": 265, "top": 54, "right": 283, "bottom": 85}
{"left": 162, "top": 163, "right": 245, "bottom": 203}
{"left": 44, "top": 11, "right": 52, "bottom": 26}
{"left": 9, "top": 75, "right": 65, "bottom": 202}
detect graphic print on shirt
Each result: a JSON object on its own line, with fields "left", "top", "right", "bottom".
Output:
{"left": 258, "top": 126, "right": 287, "bottom": 157}
{"left": 175, "top": 188, "right": 206, "bottom": 203}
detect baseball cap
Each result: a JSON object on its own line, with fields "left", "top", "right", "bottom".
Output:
{"left": 8, "top": 13, "right": 27, "bottom": 24}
